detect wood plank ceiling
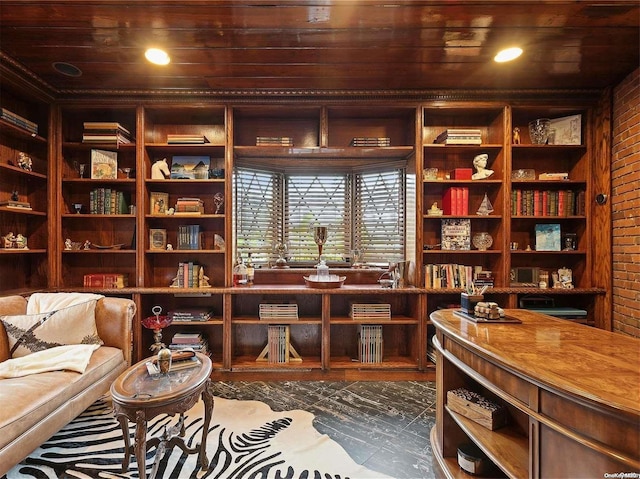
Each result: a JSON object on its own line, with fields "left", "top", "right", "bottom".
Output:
{"left": 0, "top": 1, "right": 638, "bottom": 95}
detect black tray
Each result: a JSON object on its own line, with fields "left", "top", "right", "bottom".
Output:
{"left": 454, "top": 310, "right": 522, "bottom": 324}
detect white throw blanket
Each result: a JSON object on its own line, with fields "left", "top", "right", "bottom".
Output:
{"left": 0, "top": 344, "right": 100, "bottom": 379}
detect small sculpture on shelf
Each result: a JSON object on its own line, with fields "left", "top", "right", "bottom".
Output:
{"left": 273, "top": 241, "right": 289, "bottom": 268}
{"left": 512, "top": 127, "right": 521, "bottom": 145}
{"left": 11, "top": 190, "right": 19, "bottom": 201}
{"left": 476, "top": 193, "right": 494, "bottom": 216}
{"left": 151, "top": 158, "right": 170, "bottom": 179}
{"left": 2, "top": 232, "right": 28, "bottom": 249}
{"left": 471, "top": 154, "right": 493, "bottom": 180}
{"left": 166, "top": 243, "right": 173, "bottom": 251}
{"left": 83, "top": 240, "right": 91, "bottom": 250}
{"left": 213, "top": 192, "right": 224, "bottom": 214}
{"left": 553, "top": 267, "right": 574, "bottom": 289}
{"left": 427, "top": 202, "right": 443, "bottom": 216}
{"left": 17, "top": 152, "right": 32, "bottom": 171}
{"left": 65, "top": 238, "right": 73, "bottom": 250}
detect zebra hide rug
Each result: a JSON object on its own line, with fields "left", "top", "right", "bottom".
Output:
{"left": 4, "top": 395, "right": 393, "bottom": 479}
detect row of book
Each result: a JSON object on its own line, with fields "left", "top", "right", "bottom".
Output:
{"left": 82, "top": 122, "right": 132, "bottom": 144}
{"left": 1, "top": 108, "right": 38, "bottom": 135}
{"left": 177, "top": 224, "right": 204, "bottom": 250}
{"left": 358, "top": 324, "right": 383, "bottom": 363}
{"left": 511, "top": 189, "right": 586, "bottom": 217}
{"left": 425, "top": 264, "right": 493, "bottom": 289}
{"left": 175, "top": 197, "right": 204, "bottom": 215}
{"left": 168, "top": 308, "right": 214, "bottom": 322}
{"left": 89, "top": 188, "right": 129, "bottom": 215}
{"left": 350, "top": 137, "right": 391, "bottom": 147}
{"left": 167, "top": 134, "right": 208, "bottom": 144}
{"left": 256, "top": 136, "right": 293, "bottom": 146}
{"left": 83, "top": 273, "right": 128, "bottom": 288}
{"left": 434, "top": 129, "right": 482, "bottom": 145}
{"left": 442, "top": 187, "right": 469, "bottom": 215}
{"left": 171, "top": 261, "right": 205, "bottom": 288}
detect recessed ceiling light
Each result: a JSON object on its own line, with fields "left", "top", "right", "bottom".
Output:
{"left": 145, "top": 48, "right": 170, "bottom": 65}
{"left": 494, "top": 47, "right": 523, "bottom": 63}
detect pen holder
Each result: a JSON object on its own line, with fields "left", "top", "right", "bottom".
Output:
{"left": 461, "top": 293, "right": 484, "bottom": 314}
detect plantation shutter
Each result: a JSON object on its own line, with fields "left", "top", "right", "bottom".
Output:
{"left": 285, "top": 174, "right": 352, "bottom": 262}
{"left": 354, "top": 169, "right": 405, "bottom": 263}
{"left": 234, "top": 167, "right": 282, "bottom": 263}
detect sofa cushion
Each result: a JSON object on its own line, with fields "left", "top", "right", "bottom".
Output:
{"left": 0, "top": 346, "right": 124, "bottom": 451}
{"left": 0, "top": 299, "right": 103, "bottom": 358}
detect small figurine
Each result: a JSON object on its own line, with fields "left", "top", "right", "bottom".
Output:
{"left": 65, "top": 238, "right": 73, "bottom": 250}
{"left": 166, "top": 243, "right": 173, "bottom": 251}
{"left": 83, "top": 240, "right": 91, "bottom": 250}
{"left": 151, "top": 158, "right": 170, "bottom": 179}
{"left": 11, "top": 190, "right": 19, "bottom": 201}
{"left": 557, "top": 267, "right": 574, "bottom": 289}
{"left": 167, "top": 207, "right": 175, "bottom": 215}
{"left": 512, "top": 127, "right": 521, "bottom": 145}
{"left": 14, "top": 234, "right": 28, "bottom": 249}
{"left": 2, "top": 232, "right": 16, "bottom": 248}
{"left": 471, "top": 154, "right": 494, "bottom": 180}
{"left": 199, "top": 268, "right": 211, "bottom": 288}
{"left": 427, "top": 202, "right": 443, "bottom": 216}
{"left": 17, "top": 152, "right": 33, "bottom": 171}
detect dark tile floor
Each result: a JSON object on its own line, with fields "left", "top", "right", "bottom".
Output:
{"left": 209, "top": 380, "right": 438, "bottom": 479}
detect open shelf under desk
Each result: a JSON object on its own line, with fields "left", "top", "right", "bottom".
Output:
{"left": 446, "top": 406, "right": 528, "bottom": 479}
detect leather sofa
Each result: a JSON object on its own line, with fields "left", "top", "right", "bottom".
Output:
{"left": 0, "top": 295, "right": 135, "bottom": 475}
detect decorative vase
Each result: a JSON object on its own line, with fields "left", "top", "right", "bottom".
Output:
{"left": 528, "top": 118, "right": 551, "bottom": 144}
{"left": 472, "top": 232, "right": 493, "bottom": 251}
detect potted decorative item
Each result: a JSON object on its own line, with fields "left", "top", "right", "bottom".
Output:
{"left": 472, "top": 232, "right": 493, "bottom": 251}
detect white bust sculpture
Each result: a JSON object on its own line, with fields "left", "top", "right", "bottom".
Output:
{"left": 471, "top": 153, "right": 494, "bottom": 180}
{"left": 151, "top": 158, "right": 170, "bottom": 179}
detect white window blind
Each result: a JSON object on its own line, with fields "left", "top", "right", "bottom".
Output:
{"left": 234, "top": 166, "right": 405, "bottom": 265}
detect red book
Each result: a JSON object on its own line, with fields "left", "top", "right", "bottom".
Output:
{"left": 442, "top": 187, "right": 455, "bottom": 215}
{"left": 461, "top": 187, "right": 469, "bottom": 215}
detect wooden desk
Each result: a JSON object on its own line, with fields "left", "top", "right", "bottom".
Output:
{"left": 111, "top": 353, "right": 213, "bottom": 479}
{"left": 430, "top": 309, "right": 640, "bottom": 478}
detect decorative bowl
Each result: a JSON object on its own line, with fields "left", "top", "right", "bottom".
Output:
{"left": 303, "top": 275, "right": 346, "bottom": 289}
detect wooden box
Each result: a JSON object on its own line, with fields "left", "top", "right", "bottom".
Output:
{"left": 447, "top": 388, "right": 507, "bottom": 430}
{"left": 460, "top": 293, "right": 483, "bottom": 314}
{"left": 452, "top": 168, "right": 473, "bottom": 180}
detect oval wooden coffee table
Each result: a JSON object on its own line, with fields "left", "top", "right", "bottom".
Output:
{"left": 110, "top": 353, "right": 213, "bottom": 479}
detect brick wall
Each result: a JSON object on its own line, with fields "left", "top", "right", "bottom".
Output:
{"left": 612, "top": 67, "right": 640, "bottom": 337}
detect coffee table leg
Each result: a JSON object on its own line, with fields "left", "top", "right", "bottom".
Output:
{"left": 135, "top": 409, "right": 147, "bottom": 479}
{"left": 116, "top": 414, "right": 131, "bottom": 472}
{"left": 199, "top": 380, "right": 214, "bottom": 470}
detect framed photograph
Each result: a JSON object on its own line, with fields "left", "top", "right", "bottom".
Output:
{"left": 149, "top": 228, "right": 167, "bottom": 250}
{"left": 535, "top": 223, "right": 561, "bottom": 251}
{"left": 170, "top": 156, "right": 211, "bottom": 179}
{"left": 150, "top": 191, "right": 169, "bottom": 215}
{"left": 548, "top": 114, "right": 581, "bottom": 145}
{"left": 90, "top": 149, "right": 118, "bottom": 179}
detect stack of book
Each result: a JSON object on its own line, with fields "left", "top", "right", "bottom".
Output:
{"left": 350, "top": 303, "right": 391, "bottom": 321}
{"left": 1, "top": 108, "right": 38, "bottom": 135}
{"left": 473, "top": 270, "right": 495, "bottom": 288}
{"left": 174, "top": 197, "right": 204, "bottom": 215}
{"left": 83, "top": 273, "right": 128, "bottom": 288}
{"left": 168, "top": 308, "right": 214, "bottom": 322}
{"left": 177, "top": 224, "right": 203, "bottom": 250}
{"left": 0, "top": 200, "right": 32, "bottom": 210}
{"left": 442, "top": 187, "right": 469, "bottom": 215}
{"left": 434, "top": 129, "right": 482, "bottom": 145}
{"left": 358, "top": 324, "right": 383, "bottom": 363}
{"left": 169, "top": 332, "right": 209, "bottom": 355}
{"left": 167, "top": 134, "right": 208, "bottom": 144}
{"left": 89, "top": 188, "right": 129, "bottom": 214}
{"left": 256, "top": 136, "right": 293, "bottom": 146}
{"left": 82, "top": 122, "right": 132, "bottom": 144}
{"left": 259, "top": 304, "right": 299, "bottom": 321}
{"left": 350, "top": 137, "right": 391, "bottom": 147}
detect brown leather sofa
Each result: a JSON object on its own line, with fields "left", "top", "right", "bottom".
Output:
{"left": 0, "top": 295, "right": 135, "bottom": 475}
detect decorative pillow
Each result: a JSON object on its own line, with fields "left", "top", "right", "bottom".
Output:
{"left": 0, "top": 299, "right": 103, "bottom": 358}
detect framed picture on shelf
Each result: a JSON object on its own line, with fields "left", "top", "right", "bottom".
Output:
{"left": 548, "top": 114, "right": 581, "bottom": 145}
{"left": 535, "top": 223, "right": 561, "bottom": 251}
{"left": 90, "top": 149, "right": 118, "bottom": 179}
{"left": 170, "top": 156, "right": 210, "bottom": 179}
{"left": 150, "top": 192, "right": 169, "bottom": 215}
{"left": 149, "top": 228, "right": 167, "bottom": 250}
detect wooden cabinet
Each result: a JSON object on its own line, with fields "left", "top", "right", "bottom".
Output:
{"left": 0, "top": 85, "right": 49, "bottom": 293}
{"left": 430, "top": 308, "right": 639, "bottom": 478}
